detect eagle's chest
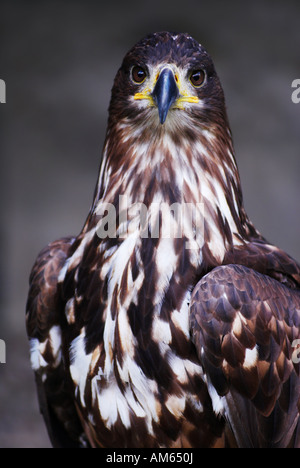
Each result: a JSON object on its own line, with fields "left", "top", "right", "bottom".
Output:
{"left": 69, "top": 233, "right": 214, "bottom": 447}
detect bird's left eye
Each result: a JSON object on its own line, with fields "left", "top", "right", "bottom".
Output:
{"left": 190, "top": 70, "right": 206, "bottom": 88}
{"left": 132, "top": 66, "right": 147, "bottom": 84}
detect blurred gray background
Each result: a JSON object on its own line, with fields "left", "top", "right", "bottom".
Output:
{"left": 0, "top": 0, "right": 299, "bottom": 448}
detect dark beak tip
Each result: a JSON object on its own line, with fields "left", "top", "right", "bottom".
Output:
{"left": 159, "top": 111, "right": 168, "bottom": 125}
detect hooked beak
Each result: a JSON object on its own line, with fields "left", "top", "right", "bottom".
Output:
{"left": 152, "top": 68, "right": 179, "bottom": 124}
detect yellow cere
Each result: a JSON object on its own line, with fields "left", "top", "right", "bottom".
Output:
{"left": 134, "top": 91, "right": 154, "bottom": 103}
{"left": 133, "top": 66, "right": 199, "bottom": 108}
{"left": 176, "top": 95, "right": 199, "bottom": 107}
{"left": 175, "top": 74, "right": 199, "bottom": 107}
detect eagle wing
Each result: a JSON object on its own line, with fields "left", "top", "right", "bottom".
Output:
{"left": 190, "top": 242, "right": 300, "bottom": 448}
{"left": 25, "top": 237, "right": 88, "bottom": 448}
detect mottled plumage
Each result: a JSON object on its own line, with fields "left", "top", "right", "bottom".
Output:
{"left": 26, "top": 32, "right": 300, "bottom": 448}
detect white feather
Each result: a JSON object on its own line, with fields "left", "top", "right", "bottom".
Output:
{"left": 69, "top": 329, "right": 93, "bottom": 407}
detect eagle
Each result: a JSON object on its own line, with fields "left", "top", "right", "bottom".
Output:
{"left": 26, "top": 31, "right": 300, "bottom": 448}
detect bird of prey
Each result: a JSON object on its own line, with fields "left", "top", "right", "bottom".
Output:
{"left": 26, "top": 31, "right": 300, "bottom": 448}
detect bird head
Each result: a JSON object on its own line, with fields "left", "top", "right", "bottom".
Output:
{"left": 93, "top": 32, "right": 246, "bottom": 254}
{"left": 108, "top": 32, "right": 227, "bottom": 132}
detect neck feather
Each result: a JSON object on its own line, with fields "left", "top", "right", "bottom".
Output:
{"left": 87, "top": 116, "right": 255, "bottom": 265}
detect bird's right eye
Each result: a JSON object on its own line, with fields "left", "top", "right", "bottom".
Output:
{"left": 131, "top": 66, "right": 147, "bottom": 84}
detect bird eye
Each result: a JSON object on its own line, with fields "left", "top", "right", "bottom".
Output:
{"left": 132, "top": 66, "right": 147, "bottom": 84}
{"left": 190, "top": 70, "right": 205, "bottom": 88}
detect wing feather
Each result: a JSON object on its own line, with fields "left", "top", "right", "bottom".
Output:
{"left": 26, "top": 237, "right": 88, "bottom": 448}
{"left": 190, "top": 263, "right": 300, "bottom": 447}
